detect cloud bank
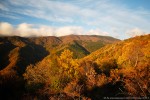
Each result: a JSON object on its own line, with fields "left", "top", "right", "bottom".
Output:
{"left": 126, "top": 28, "right": 145, "bottom": 37}
{"left": 0, "top": 22, "right": 110, "bottom": 37}
{"left": 0, "top": 22, "right": 13, "bottom": 36}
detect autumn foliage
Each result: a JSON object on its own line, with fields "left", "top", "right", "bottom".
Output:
{"left": 0, "top": 34, "right": 150, "bottom": 99}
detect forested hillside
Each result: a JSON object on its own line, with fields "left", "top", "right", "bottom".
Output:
{"left": 82, "top": 34, "right": 150, "bottom": 99}
{"left": 21, "top": 34, "right": 149, "bottom": 100}
{"left": 0, "top": 34, "right": 149, "bottom": 99}
{"left": 0, "top": 35, "right": 119, "bottom": 99}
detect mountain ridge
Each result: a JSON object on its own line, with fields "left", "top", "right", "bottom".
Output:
{"left": 0, "top": 35, "right": 119, "bottom": 73}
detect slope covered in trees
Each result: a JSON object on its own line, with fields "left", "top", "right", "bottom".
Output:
{"left": 81, "top": 34, "right": 150, "bottom": 99}
{"left": 84, "top": 34, "right": 150, "bottom": 68}
{"left": 20, "top": 34, "right": 150, "bottom": 99}
{"left": 0, "top": 34, "right": 149, "bottom": 99}
{"left": 0, "top": 35, "right": 119, "bottom": 99}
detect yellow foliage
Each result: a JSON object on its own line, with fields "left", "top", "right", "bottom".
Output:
{"left": 58, "top": 49, "right": 80, "bottom": 79}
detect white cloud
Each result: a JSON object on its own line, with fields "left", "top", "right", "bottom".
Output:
{"left": 0, "top": 22, "right": 110, "bottom": 37}
{"left": 126, "top": 28, "right": 145, "bottom": 37}
{"left": 15, "top": 23, "right": 57, "bottom": 37}
{"left": 0, "top": 22, "right": 13, "bottom": 36}
{"left": 6, "top": 0, "right": 80, "bottom": 23}
{"left": 55, "top": 26, "right": 84, "bottom": 36}
{"left": 16, "top": 23, "right": 38, "bottom": 37}
{"left": 39, "top": 26, "right": 55, "bottom": 36}
{"left": 87, "top": 29, "right": 109, "bottom": 36}
{"left": 1, "top": 0, "right": 150, "bottom": 25}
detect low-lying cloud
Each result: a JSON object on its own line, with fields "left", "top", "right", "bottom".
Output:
{"left": 0, "top": 22, "right": 13, "bottom": 36}
{"left": 0, "top": 22, "right": 147, "bottom": 38}
{"left": 0, "top": 22, "right": 109, "bottom": 37}
{"left": 126, "top": 28, "right": 146, "bottom": 37}
{"left": 87, "top": 29, "right": 109, "bottom": 36}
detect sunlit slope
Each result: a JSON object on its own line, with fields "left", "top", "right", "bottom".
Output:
{"left": 83, "top": 34, "right": 150, "bottom": 68}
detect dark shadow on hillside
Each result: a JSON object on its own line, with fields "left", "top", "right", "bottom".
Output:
{"left": 16, "top": 43, "right": 49, "bottom": 75}
{"left": 0, "top": 74, "right": 24, "bottom": 100}
{"left": 74, "top": 40, "right": 90, "bottom": 54}
{"left": 69, "top": 40, "right": 90, "bottom": 58}
{"left": 0, "top": 42, "right": 16, "bottom": 70}
{"left": 84, "top": 82, "right": 126, "bottom": 100}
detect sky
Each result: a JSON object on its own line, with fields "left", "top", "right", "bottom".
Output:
{"left": 0, "top": 0, "right": 150, "bottom": 39}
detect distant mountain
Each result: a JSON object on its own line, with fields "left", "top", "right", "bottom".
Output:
{"left": 0, "top": 35, "right": 119, "bottom": 74}
{"left": 29, "top": 35, "right": 120, "bottom": 58}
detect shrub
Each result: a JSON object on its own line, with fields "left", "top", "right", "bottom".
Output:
{"left": 121, "top": 65, "right": 150, "bottom": 96}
